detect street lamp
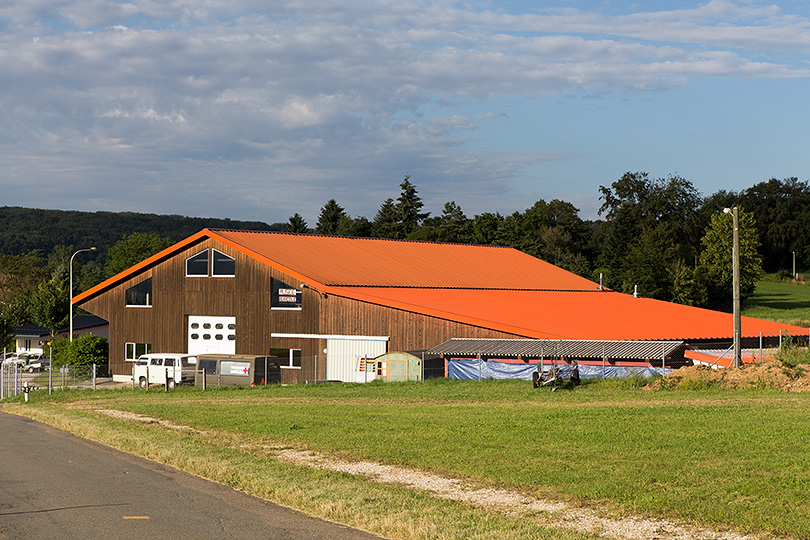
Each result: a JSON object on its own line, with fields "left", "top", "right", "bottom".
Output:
{"left": 723, "top": 208, "right": 741, "bottom": 368}
{"left": 70, "top": 247, "right": 97, "bottom": 342}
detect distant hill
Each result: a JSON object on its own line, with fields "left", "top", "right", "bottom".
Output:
{"left": 0, "top": 206, "right": 284, "bottom": 258}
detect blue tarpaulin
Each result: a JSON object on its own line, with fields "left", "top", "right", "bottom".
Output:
{"left": 447, "top": 358, "right": 672, "bottom": 380}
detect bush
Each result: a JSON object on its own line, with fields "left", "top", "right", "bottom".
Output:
{"left": 777, "top": 347, "right": 810, "bottom": 369}
{"left": 776, "top": 333, "right": 810, "bottom": 369}
{"left": 48, "top": 337, "right": 70, "bottom": 367}
{"left": 71, "top": 334, "right": 108, "bottom": 366}
{"left": 776, "top": 268, "right": 793, "bottom": 281}
{"left": 52, "top": 334, "right": 108, "bottom": 367}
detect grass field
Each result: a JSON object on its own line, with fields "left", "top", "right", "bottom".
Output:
{"left": 7, "top": 379, "right": 810, "bottom": 540}
{"left": 5, "top": 279, "right": 810, "bottom": 539}
{"left": 743, "top": 278, "right": 810, "bottom": 327}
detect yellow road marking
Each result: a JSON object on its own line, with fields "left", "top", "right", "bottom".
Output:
{"left": 123, "top": 516, "right": 150, "bottom": 520}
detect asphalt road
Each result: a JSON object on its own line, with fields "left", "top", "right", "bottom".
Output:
{"left": 0, "top": 409, "right": 384, "bottom": 540}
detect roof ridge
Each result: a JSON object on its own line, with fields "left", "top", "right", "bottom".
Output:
{"left": 206, "top": 228, "right": 517, "bottom": 249}
{"left": 326, "top": 285, "right": 605, "bottom": 292}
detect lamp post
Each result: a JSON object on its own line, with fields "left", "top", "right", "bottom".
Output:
{"left": 69, "top": 247, "right": 97, "bottom": 342}
{"left": 724, "top": 208, "right": 741, "bottom": 368}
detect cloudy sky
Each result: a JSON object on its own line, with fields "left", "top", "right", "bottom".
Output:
{"left": 2, "top": 1, "right": 809, "bottom": 225}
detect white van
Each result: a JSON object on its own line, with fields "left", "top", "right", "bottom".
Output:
{"left": 133, "top": 353, "right": 197, "bottom": 389}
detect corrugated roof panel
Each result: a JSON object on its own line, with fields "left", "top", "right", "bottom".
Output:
{"left": 72, "top": 229, "right": 809, "bottom": 344}
{"left": 210, "top": 230, "right": 599, "bottom": 290}
{"left": 327, "top": 287, "right": 808, "bottom": 341}
{"left": 428, "top": 338, "right": 685, "bottom": 360}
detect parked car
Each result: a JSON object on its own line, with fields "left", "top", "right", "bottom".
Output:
{"left": 133, "top": 353, "right": 197, "bottom": 389}
{"left": 2, "top": 356, "right": 17, "bottom": 366}
{"left": 195, "top": 354, "right": 281, "bottom": 387}
{"left": 22, "top": 354, "right": 47, "bottom": 372}
{"left": 2, "top": 354, "right": 27, "bottom": 368}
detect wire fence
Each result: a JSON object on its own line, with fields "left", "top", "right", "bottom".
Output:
{"left": 0, "top": 362, "right": 102, "bottom": 399}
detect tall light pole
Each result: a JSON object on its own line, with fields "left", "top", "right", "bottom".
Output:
{"left": 724, "top": 208, "right": 741, "bottom": 368}
{"left": 70, "top": 247, "right": 97, "bottom": 342}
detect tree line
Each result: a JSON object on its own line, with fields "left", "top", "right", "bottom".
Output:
{"left": 1, "top": 172, "right": 808, "bottom": 352}
{"left": 289, "top": 173, "right": 804, "bottom": 311}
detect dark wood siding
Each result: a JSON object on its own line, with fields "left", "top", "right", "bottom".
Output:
{"left": 79, "top": 237, "right": 526, "bottom": 382}
{"left": 320, "top": 294, "right": 524, "bottom": 352}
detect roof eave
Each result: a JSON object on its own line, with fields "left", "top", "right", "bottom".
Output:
{"left": 72, "top": 229, "right": 333, "bottom": 306}
{"left": 72, "top": 229, "right": 211, "bottom": 305}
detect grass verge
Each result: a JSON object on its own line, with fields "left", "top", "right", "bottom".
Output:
{"left": 6, "top": 397, "right": 593, "bottom": 540}
{"left": 6, "top": 379, "right": 810, "bottom": 539}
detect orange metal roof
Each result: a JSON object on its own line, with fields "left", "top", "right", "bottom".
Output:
{"left": 210, "top": 229, "right": 600, "bottom": 290}
{"left": 328, "top": 287, "right": 807, "bottom": 341}
{"left": 73, "top": 229, "right": 808, "bottom": 342}
{"left": 685, "top": 349, "right": 770, "bottom": 369}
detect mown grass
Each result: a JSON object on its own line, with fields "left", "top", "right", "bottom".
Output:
{"left": 743, "top": 279, "right": 810, "bottom": 327}
{"left": 7, "top": 379, "right": 810, "bottom": 539}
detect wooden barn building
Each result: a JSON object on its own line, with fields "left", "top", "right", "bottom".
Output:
{"left": 73, "top": 229, "right": 807, "bottom": 382}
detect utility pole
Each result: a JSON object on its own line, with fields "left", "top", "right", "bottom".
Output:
{"left": 725, "top": 207, "right": 741, "bottom": 368}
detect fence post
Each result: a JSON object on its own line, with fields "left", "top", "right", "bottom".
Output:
{"left": 92, "top": 364, "right": 97, "bottom": 391}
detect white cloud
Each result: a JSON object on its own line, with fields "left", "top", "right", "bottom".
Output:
{"left": 1, "top": 1, "right": 809, "bottom": 222}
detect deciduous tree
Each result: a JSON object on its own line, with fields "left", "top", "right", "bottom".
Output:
{"left": 697, "top": 208, "right": 763, "bottom": 310}
{"left": 105, "top": 232, "right": 172, "bottom": 278}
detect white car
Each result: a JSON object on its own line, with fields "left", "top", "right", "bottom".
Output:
{"left": 2, "top": 355, "right": 27, "bottom": 368}
{"left": 133, "top": 353, "right": 197, "bottom": 389}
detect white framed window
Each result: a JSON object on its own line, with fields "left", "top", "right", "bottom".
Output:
{"left": 186, "top": 250, "right": 209, "bottom": 277}
{"left": 212, "top": 249, "right": 235, "bottom": 277}
{"left": 126, "top": 278, "right": 152, "bottom": 307}
{"left": 271, "top": 348, "right": 302, "bottom": 369}
{"left": 126, "top": 342, "right": 152, "bottom": 362}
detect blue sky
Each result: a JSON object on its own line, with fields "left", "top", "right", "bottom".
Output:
{"left": 1, "top": 1, "right": 809, "bottom": 225}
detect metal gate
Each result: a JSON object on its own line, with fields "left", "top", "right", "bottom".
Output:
{"left": 1, "top": 362, "right": 23, "bottom": 398}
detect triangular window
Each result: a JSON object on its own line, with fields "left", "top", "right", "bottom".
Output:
{"left": 186, "top": 250, "right": 209, "bottom": 277}
{"left": 212, "top": 249, "right": 235, "bottom": 277}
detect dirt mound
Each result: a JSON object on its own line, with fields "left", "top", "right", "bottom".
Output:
{"left": 648, "top": 358, "right": 810, "bottom": 391}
